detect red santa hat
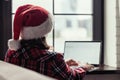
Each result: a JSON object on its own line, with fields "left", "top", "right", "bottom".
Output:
{"left": 8, "top": 4, "right": 53, "bottom": 50}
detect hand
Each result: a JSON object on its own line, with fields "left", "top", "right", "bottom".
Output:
{"left": 81, "top": 63, "right": 95, "bottom": 71}
{"left": 65, "top": 59, "right": 79, "bottom": 66}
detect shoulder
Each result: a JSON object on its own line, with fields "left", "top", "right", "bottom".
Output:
{"left": 55, "top": 53, "right": 63, "bottom": 58}
{"left": 51, "top": 52, "right": 64, "bottom": 60}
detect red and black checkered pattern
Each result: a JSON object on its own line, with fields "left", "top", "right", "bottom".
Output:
{"left": 4, "top": 39, "right": 86, "bottom": 80}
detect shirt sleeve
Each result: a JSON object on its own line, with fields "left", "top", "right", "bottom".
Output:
{"left": 52, "top": 53, "right": 86, "bottom": 80}
{"left": 4, "top": 49, "right": 18, "bottom": 64}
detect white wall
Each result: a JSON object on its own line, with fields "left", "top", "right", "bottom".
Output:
{"left": 104, "top": 0, "right": 117, "bottom": 67}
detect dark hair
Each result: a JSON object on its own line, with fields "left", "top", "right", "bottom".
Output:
{"left": 39, "top": 37, "right": 50, "bottom": 49}
{"left": 20, "top": 37, "right": 50, "bottom": 49}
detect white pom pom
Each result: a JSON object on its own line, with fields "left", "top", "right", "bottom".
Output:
{"left": 8, "top": 39, "right": 21, "bottom": 51}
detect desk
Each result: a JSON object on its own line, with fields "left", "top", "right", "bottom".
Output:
{"left": 84, "top": 65, "right": 120, "bottom": 80}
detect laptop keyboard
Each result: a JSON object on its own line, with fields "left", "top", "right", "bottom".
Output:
{"left": 70, "top": 66, "right": 99, "bottom": 72}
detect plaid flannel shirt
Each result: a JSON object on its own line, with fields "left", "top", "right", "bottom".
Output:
{"left": 4, "top": 43, "right": 86, "bottom": 80}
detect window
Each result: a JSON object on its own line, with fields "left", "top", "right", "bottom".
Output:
{"left": 54, "top": 0, "right": 93, "bottom": 52}
{"left": 0, "top": 0, "right": 104, "bottom": 63}
{"left": 54, "top": 15, "right": 92, "bottom": 52}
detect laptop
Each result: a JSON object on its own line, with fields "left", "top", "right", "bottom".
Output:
{"left": 64, "top": 41, "right": 101, "bottom": 72}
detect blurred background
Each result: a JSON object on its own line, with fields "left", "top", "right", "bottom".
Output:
{"left": 12, "top": 0, "right": 93, "bottom": 53}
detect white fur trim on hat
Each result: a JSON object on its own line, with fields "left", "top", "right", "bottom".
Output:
{"left": 8, "top": 39, "right": 21, "bottom": 51}
{"left": 20, "top": 14, "right": 53, "bottom": 40}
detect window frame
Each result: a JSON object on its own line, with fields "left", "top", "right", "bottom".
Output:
{"left": 0, "top": 0, "right": 12, "bottom": 60}
{"left": 0, "top": 0, "right": 104, "bottom": 65}
{"left": 93, "top": 0, "right": 104, "bottom": 65}
{"left": 53, "top": 0, "right": 104, "bottom": 65}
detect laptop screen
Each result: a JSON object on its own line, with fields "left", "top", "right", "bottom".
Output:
{"left": 64, "top": 41, "right": 101, "bottom": 65}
